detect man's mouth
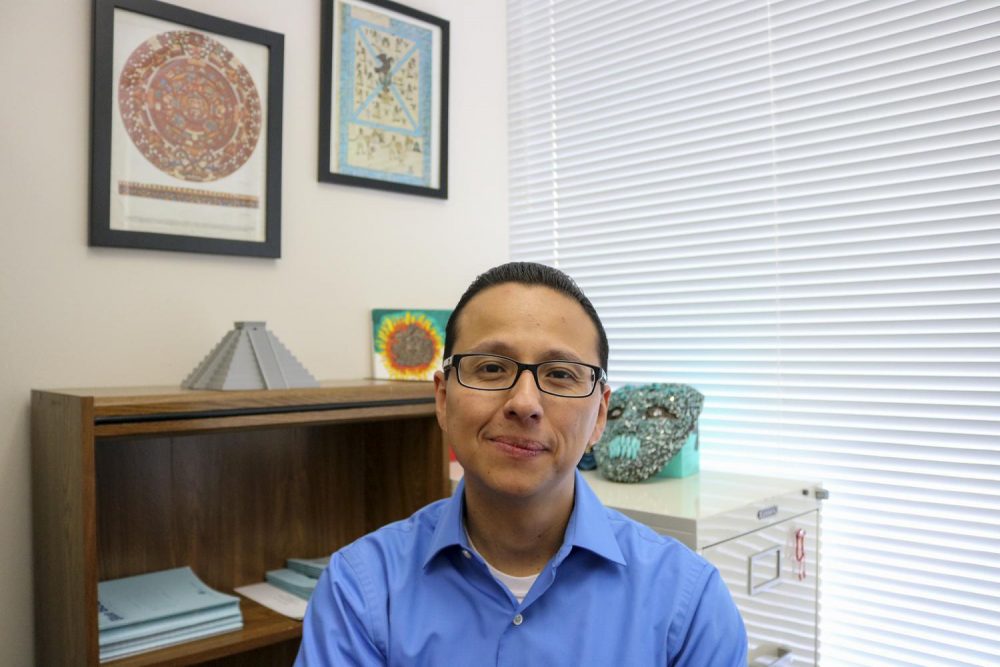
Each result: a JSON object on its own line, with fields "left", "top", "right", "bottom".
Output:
{"left": 488, "top": 436, "right": 546, "bottom": 457}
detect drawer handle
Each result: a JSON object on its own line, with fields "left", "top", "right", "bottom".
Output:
{"left": 748, "top": 545, "right": 782, "bottom": 596}
{"left": 752, "top": 645, "right": 796, "bottom": 666}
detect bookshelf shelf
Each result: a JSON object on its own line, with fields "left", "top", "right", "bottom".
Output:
{"left": 32, "top": 380, "right": 448, "bottom": 666}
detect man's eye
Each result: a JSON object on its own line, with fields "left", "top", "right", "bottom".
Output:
{"left": 544, "top": 365, "right": 584, "bottom": 381}
{"left": 480, "top": 363, "right": 506, "bottom": 374}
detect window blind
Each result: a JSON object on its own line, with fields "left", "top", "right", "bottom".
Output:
{"left": 508, "top": 1, "right": 1000, "bottom": 665}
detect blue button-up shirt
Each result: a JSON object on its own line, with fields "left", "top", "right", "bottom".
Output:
{"left": 295, "top": 470, "right": 747, "bottom": 666}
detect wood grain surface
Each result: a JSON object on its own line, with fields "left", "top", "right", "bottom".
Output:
{"left": 32, "top": 381, "right": 447, "bottom": 666}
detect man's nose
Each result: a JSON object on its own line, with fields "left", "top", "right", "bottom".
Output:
{"left": 504, "top": 368, "right": 544, "bottom": 420}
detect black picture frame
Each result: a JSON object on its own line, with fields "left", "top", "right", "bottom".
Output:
{"left": 319, "top": 0, "right": 449, "bottom": 199}
{"left": 90, "top": 0, "right": 283, "bottom": 257}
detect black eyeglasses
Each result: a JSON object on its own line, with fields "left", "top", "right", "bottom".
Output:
{"left": 443, "top": 353, "right": 607, "bottom": 398}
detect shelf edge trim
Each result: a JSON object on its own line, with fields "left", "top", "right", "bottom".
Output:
{"left": 94, "top": 397, "right": 436, "bottom": 425}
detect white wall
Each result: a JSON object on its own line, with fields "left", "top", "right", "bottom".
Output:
{"left": 0, "top": 0, "right": 507, "bottom": 662}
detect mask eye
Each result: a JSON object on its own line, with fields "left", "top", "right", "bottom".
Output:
{"left": 608, "top": 406, "right": 624, "bottom": 419}
{"left": 645, "top": 405, "right": 675, "bottom": 419}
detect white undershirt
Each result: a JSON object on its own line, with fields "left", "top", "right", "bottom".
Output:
{"left": 465, "top": 527, "right": 538, "bottom": 603}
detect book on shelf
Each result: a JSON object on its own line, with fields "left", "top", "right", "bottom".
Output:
{"left": 100, "top": 616, "right": 244, "bottom": 662}
{"left": 97, "top": 566, "right": 242, "bottom": 662}
{"left": 99, "top": 603, "right": 238, "bottom": 646}
{"left": 235, "top": 555, "right": 330, "bottom": 619}
{"left": 265, "top": 568, "right": 320, "bottom": 601}
{"left": 286, "top": 556, "right": 330, "bottom": 578}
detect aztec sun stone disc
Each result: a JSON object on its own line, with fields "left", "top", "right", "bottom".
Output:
{"left": 118, "top": 30, "right": 262, "bottom": 182}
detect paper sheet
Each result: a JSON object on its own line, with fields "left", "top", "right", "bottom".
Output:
{"left": 235, "top": 582, "right": 308, "bottom": 620}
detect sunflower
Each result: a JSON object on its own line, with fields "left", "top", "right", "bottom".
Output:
{"left": 375, "top": 312, "right": 444, "bottom": 379}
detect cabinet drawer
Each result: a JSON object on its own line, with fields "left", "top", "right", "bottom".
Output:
{"left": 702, "top": 511, "right": 819, "bottom": 666}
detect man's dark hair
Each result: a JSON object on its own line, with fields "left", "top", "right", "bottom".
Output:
{"left": 444, "top": 262, "right": 609, "bottom": 370}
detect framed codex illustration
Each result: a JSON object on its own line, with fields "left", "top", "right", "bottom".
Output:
{"left": 319, "top": 0, "right": 449, "bottom": 198}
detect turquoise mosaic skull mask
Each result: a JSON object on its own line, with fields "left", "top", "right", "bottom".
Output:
{"left": 593, "top": 383, "right": 704, "bottom": 483}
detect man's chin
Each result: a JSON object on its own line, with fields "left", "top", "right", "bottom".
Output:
{"left": 468, "top": 470, "right": 562, "bottom": 503}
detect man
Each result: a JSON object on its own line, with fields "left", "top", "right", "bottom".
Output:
{"left": 296, "top": 262, "right": 747, "bottom": 665}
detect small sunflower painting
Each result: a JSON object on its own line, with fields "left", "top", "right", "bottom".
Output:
{"left": 372, "top": 309, "right": 451, "bottom": 381}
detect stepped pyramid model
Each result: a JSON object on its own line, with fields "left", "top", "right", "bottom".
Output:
{"left": 182, "top": 322, "right": 319, "bottom": 390}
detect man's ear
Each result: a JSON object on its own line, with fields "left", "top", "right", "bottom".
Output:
{"left": 433, "top": 370, "right": 449, "bottom": 433}
{"left": 588, "top": 384, "right": 612, "bottom": 446}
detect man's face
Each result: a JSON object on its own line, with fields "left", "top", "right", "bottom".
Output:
{"left": 434, "top": 283, "right": 610, "bottom": 504}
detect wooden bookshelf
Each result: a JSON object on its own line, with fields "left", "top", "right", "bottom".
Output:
{"left": 32, "top": 380, "right": 448, "bottom": 666}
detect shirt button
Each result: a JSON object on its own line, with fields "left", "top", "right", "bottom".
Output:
{"left": 513, "top": 614, "right": 524, "bottom": 626}
{"left": 462, "top": 550, "right": 471, "bottom": 559}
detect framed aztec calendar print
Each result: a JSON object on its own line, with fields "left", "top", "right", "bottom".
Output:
{"left": 90, "top": 0, "right": 284, "bottom": 257}
{"left": 319, "top": 0, "right": 449, "bottom": 198}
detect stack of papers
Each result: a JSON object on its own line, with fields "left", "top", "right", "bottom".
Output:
{"left": 97, "top": 567, "right": 242, "bottom": 661}
{"left": 265, "top": 556, "right": 329, "bottom": 600}
{"left": 287, "top": 556, "right": 329, "bottom": 578}
{"left": 236, "top": 556, "right": 330, "bottom": 620}
{"left": 265, "top": 568, "right": 319, "bottom": 600}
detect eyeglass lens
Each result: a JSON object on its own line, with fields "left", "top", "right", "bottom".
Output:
{"left": 457, "top": 355, "right": 595, "bottom": 396}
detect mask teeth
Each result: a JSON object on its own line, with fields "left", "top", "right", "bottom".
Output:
{"left": 608, "top": 434, "right": 641, "bottom": 460}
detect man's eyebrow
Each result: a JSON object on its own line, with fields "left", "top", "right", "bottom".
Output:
{"left": 539, "top": 349, "right": 586, "bottom": 363}
{"left": 463, "top": 340, "right": 587, "bottom": 363}
{"left": 463, "top": 340, "right": 518, "bottom": 357}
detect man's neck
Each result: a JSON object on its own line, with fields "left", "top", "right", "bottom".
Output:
{"left": 462, "top": 478, "right": 575, "bottom": 577}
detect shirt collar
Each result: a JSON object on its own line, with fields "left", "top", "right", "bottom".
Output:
{"left": 422, "top": 469, "right": 626, "bottom": 569}
{"left": 563, "top": 468, "right": 627, "bottom": 565}
{"left": 422, "top": 477, "right": 472, "bottom": 568}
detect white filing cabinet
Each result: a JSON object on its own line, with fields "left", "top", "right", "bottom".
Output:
{"left": 580, "top": 469, "right": 825, "bottom": 667}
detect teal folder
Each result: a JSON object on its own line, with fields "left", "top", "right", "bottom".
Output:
{"left": 99, "top": 616, "right": 243, "bottom": 661}
{"left": 266, "top": 568, "right": 320, "bottom": 601}
{"left": 98, "top": 566, "right": 240, "bottom": 632}
{"left": 97, "top": 566, "right": 242, "bottom": 661}
{"left": 286, "top": 556, "right": 330, "bottom": 579}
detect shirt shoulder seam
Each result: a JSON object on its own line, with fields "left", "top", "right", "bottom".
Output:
{"left": 666, "top": 557, "right": 715, "bottom": 657}
{"left": 339, "top": 547, "right": 389, "bottom": 659}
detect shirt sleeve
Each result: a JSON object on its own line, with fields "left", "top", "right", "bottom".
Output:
{"left": 294, "top": 550, "right": 386, "bottom": 667}
{"left": 670, "top": 565, "right": 748, "bottom": 667}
